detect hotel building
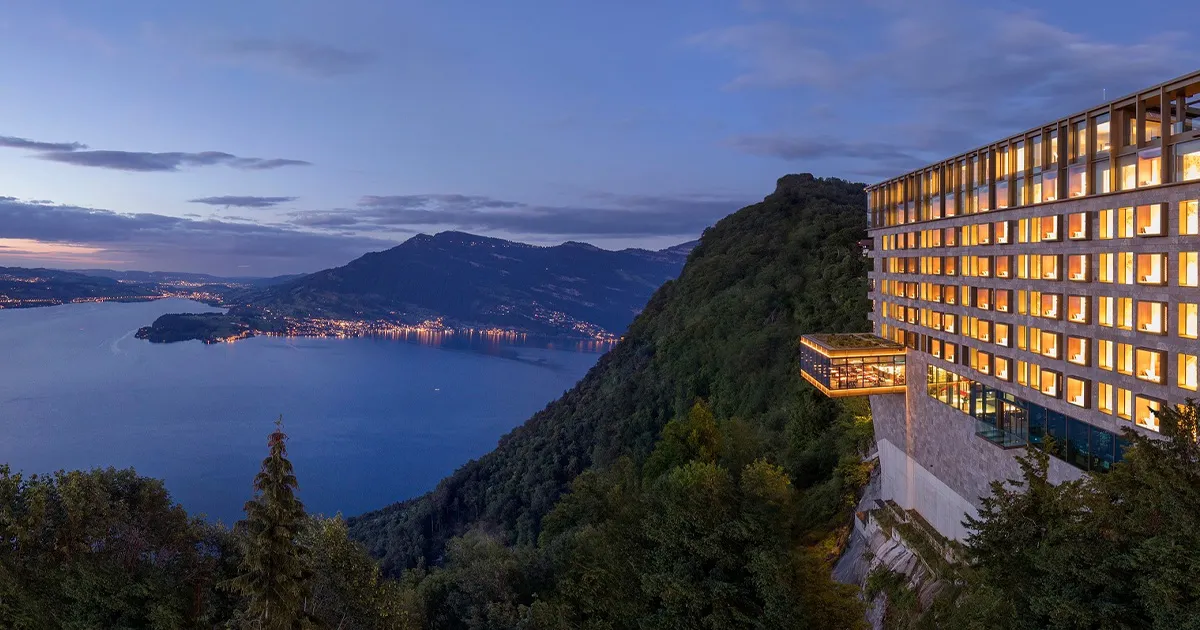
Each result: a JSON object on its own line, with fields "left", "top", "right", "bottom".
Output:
{"left": 801, "top": 69, "right": 1200, "bottom": 540}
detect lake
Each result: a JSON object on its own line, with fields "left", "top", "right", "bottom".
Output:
{"left": 0, "top": 299, "right": 604, "bottom": 523}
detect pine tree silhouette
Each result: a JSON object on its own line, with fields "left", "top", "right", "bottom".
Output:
{"left": 227, "top": 416, "right": 313, "bottom": 629}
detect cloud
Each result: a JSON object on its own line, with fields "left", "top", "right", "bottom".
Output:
{"left": 0, "top": 135, "right": 88, "bottom": 152}
{"left": 0, "top": 134, "right": 311, "bottom": 172}
{"left": 289, "top": 192, "right": 745, "bottom": 238}
{"left": 0, "top": 196, "right": 393, "bottom": 276}
{"left": 215, "top": 38, "right": 375, "bottom": 78}
{"left": 693, "top": 2, "right": 1197, "bottom": 178}
{"left": 188, "top": 195, "right": 299, "bottom": 209}
{"left": 39, "top": 150, "right": 310, "bottom": 172}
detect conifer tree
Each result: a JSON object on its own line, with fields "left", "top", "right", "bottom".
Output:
{"left": 227, "top": 416, "right": 312, "bottom": 629}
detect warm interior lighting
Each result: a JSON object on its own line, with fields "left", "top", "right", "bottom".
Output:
{"left": 1135, "top": 396, "right": 1162, "bottom": 432}
{"left": 1138, "top": 148, "right": 1162, "bottom": 187}
{"left": 1182, "top": 200, "right": 1199, "bottom": 235}
{"left": 1177, "top": 140, "right": 1200, "bottom": 182}
{"left": 1179, "top": 354, "right": 1199, "bottom": 391}
{"left": 1136, "top": 253, "right": 1165, "bottom": 284}
{"left": 1180, "top": 252, "right": 1199, "bottom": 287}
{"left": 1066, "top": 377, "right": 1087, "bottom": 407}
{"left": 1135, "top": 204, "right": 1164, "bottom": 236}
{"left": 1068, "top": 295, "right": 1088, "bottom": 323}
{"left": 1068, "top": 254, "right": 1088, "bottom": 281}
{"left": 1135, "top": 348, "right": 1164, "bottom": 383}
{"left": 1137, "top": 301, "right": 1166, "bottom": 334}
{"left": 1067, "top": 337, "right": 1088, "bottom": 366}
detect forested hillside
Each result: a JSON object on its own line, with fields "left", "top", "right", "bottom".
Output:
{"left": 346, "top": 174, "right": 875, "bottom": 626}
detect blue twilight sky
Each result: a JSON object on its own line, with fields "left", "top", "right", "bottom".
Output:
{"left": 0, "top": 0, "right": 1196, "bottom": 275}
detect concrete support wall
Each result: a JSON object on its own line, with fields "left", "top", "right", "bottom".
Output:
{"left": 871, "top": 351, "right": 1082, "bottom": 541}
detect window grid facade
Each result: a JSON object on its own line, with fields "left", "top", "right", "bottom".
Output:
{"left": 867, "top": 70, "right": 1200, "bottom": 450}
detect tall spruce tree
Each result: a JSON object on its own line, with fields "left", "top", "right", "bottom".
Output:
{"left": 228, "top": 416, "right": 313, "bottom": 629}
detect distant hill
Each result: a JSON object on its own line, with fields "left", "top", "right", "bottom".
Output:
{"left": 347, "top": 175, "right": 873, "bottom": 587}
{"left": 241, "top": 232, "right": 695, "bottom": 337}
{"left": 75, "top": 269, "right": 302, "bottom": 287}
{"left": 0, "top": 267, "right": 153, "bottom": 307}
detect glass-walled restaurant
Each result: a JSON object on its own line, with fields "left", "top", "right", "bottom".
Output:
{"left": 799, "top": 334, "right": 907, "bottom": 397}
{"left": 868, "top": 70, "right": 1200, "bottom": 228}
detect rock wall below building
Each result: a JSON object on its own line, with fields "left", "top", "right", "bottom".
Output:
{"left": 870, "top": 351, "right": 1081, "bottom": 542}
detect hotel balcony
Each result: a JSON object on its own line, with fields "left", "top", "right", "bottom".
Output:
{"left": 800, "top": 333, "right": 907, "bottom": 397}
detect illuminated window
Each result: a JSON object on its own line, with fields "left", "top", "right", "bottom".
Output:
{"left": 975, "top": 319, "right": 992, "bottom": 343}
{"left": 944, "top": 227, "right": 957, "bottom": 246}
{"left": 1094, "top": 159, "right": 1112, "bottom": 193}
{"left": 1135, "top": 348, "right": 1165, "bottom": 384}
{"left": 996, "top": 290, "right": 1011, "bottom": 313}
{"left": 996, "top": 180, "right": 1010, "bottom": 209}
{"left": 1117, "top": 297, "right": 1133, "bottom": 330}
{"left": 995, "top": 356, "right": 1011, "bottom": 381}
{"left": 1040, "top": 293, "right": 1061, "bottom": 320}
{"left": 1098, "top": 296, "right": 1114, "bottom": 327}
{"left": 1179, "top": 353, "right": 1199, "bottom": 392}
{"left": 1067, "top": 295, "right": 1089, "bottom": 324}
{"left": 1117, "top": 206, "right": 1135, "bottom": 238}
{"left": 1180, "top": 252, "right": 1198, "bottom": 287}
{"left": 1098, "top": 340, "right": 1114, "bottom": 371}
{"left": 1099, "top": 209, "right": 1114, "bottom": 239}
{"left": 1118, "top": 252, "right": 1134, "bottom": 284}
{"left": 1039, "top": 215, "right": 1061, "bottom": 241}
{"left": 1116, "top": 388, "right": 1132, "bottom": 420}
{"left": 1138, "top": 148, "right": 1161, "bottom": 187}
{"left": 1135, "top": 396, "right": 1162, "bottom": 432}
{"left": 1067, "top": 336, "right": 1089, "bottom": 366}
{"left": 1097, "top": 382, "right": 1113, "bottom": 414}
{"left": 974, "top": 350, "right": 992, "bottom": 375}
{"left": 1136, "top": 253, "right": 1166, "bottom": 285}
{"left": 995, "top": 255, "right": 1011, "bottom": 278}
{"left": 1068, "top": 164, "right": 1087, "bottom": 197}
{"left": 995, "top": 323, "right": 1010, "bottom": 347}
{"left": 1181, "top": 200, "right": 1199, "bottom": 235}
{"left": 1017, "top": 360, "right": 1029, "bottom": 386}
{"left": 1040, "top": 369, "right": 1061, "bottom": 398}
{"left": 945, "top": 342, "right": 957, "bottom": 362}
{"left": 1073, "top": 120, "right": 1087, "bottom": 159}
{"left": 1049, "top": 131, "right": 1058, "bottom": 164}
{"left": 944, "top": 314, "right": 956, "bottom": 334}
{"left": 1067, "top": 254, "right": 1089, "bottom": 281}
{"left": 1040, "top": 331, "right": 1061, "bottom": 359}
{"left": 1135, "top": 204, "right": 1164, "bottom": 236}
{"left": 1117, "top": 343, "right": 1134, "bottom": 375}
{"left": 1066, "top": 377, "right": 1088, "bottom": 408}
{"left": 1098, "top": 253, "right": 1114, "bottom": 283}
{"left": 1095, "top": 114, "right": 1111, "bottom": 153}
{"left": 1042, "top": 255, "right": 1061, "bottom": 280}
{"left": 1067, "top": 212, "right": 1088, "bottom": 240}
{"left": 1181, "top": 303, "right": 1199, "bottom": 339}
{"left": 930, "top": 338, "right": 943, "bottom": 358}
{"left": 977, "top": 288, "right": 992, "bottom": 310}
{"left": 1119, "top": 156, "right": 1137, "bottom": 190}
{"left": 995, "top": 221, "right": 1011, "bottom": 244}
{"left": 1042, "top": 170, "right": 1058, "bottom": 202}
{"left": 1178, "top": 140, "right": 1200, "bottom": 182}
{"left": 1136, "top": 301, "right": 1167, "bottom": 335}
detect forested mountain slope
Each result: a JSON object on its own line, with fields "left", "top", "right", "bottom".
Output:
{"left": 348, "top": 174, "right": 872, "bottom": 576}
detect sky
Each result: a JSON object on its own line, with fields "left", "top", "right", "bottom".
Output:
{"left": 0, "top": 0, "right": 1196, "bottom": 276}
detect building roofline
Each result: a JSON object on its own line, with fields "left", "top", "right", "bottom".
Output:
{"left": 865, "top": 68, "right": 1200, "bottom": 193}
